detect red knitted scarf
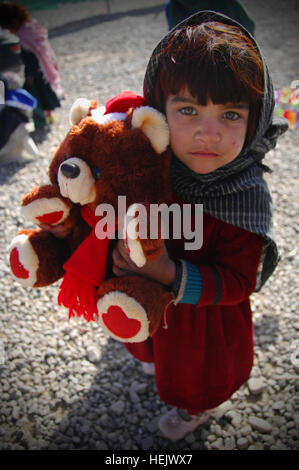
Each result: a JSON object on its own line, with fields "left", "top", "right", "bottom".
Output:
{"left": 58, "top": 207, "right": 110, "bottom": 321}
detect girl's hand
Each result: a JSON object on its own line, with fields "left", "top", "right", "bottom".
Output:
{"left": 112, "top": 239, "right": 176, "bottom": 287}
{"left": 38, "top": 222, "right": 72, "bottom": 239}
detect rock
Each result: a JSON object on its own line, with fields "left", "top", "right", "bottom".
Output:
{"left": 224, "top": 436, "right": 236, "bottom": 450}
{"left": 214, "top": 401, "right": 234, "bottom": 420}
{"left": 59, "top": 416, "right": 69, "bottom": 433}
{"left": 248, "top": 443, "right": 264, "bottom": 450}
{"left": 47, "top": 371, "right": 57, "bottom": 380}
{"left": 237, "top": 437, "right": 249, "bottom": 450}
{"left": 248, "top": 377, "right": 267, "bottom": 395}
{"left": 98, "top": 413, "right": 110, "bottom": 427}
{"left": 248, "top": 417, "right": 272, "bottom": 433}
{"left": 86, "top": 346, "right": 101, "bottom": 363}
{"left": 110, "top": 400, "right": 125, "bottom": 416}
{"left": 226, "top": 410, "right": 242, "bottom": 428}
{"left": 141, "top": 437, "right": 154, "bottom": 450}
{"left": 210, "top": 438, "right": 224, "bottom": 450}
{"left": 185, "top": 433, "right": 196, "bottom": 444}
{"left": 272, "top": 400, "right": 285, "bottom": 411}
{"left": 240, "top": 424, "right": 252, "bottom": 436}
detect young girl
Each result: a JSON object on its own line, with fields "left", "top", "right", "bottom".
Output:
{"left": 112, "top": 11, "right": 288, "bottom": 441}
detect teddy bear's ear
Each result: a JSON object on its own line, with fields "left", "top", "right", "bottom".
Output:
{"left": 69, "top": 98, "right": 93, "bottom": 125}
{"left": 131, "top": 106, "right": 169, "bottom": 154}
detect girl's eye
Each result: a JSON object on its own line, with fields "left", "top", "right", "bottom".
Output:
{"left": 223, "top": 111, "right": 240, "bottom": 120}
{"left": 179, "top": 106, "right": 197, "bottom": 115}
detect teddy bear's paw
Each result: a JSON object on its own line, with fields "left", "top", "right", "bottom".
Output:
{"left": 123, "top": 203, "right": 148, "bottom": 267}
{"left": 8, "top": 233, "right": 39, "bottom": 287}
{"left": 21, "top": 185, "right": 72, "bottom": 225}
{"left": 97, "top": 291, "right": 150, "bottom": 343}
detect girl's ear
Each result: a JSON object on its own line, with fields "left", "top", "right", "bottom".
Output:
{"left": 131, "top": 106, "right": 170, "bottom": 154}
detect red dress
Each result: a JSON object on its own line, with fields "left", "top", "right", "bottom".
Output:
{"left": 125, "top": 203, "right": 264, "bottom": 415}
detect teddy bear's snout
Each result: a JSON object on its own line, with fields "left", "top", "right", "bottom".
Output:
{"left": 60, "top": 162, "right": 80, "bottom": 179}
{"left": 58, "top": 157, "right": 97, "bottom": 205}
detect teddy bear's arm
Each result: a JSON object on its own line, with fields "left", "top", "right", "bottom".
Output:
{"left": 21, "top": 184, "right": 73, "bottom": 226}
{"left": 123, "top": 202, "right": 164, "bottom": 267}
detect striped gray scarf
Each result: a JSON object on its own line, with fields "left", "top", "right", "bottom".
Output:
{"left": 143, "top": 10, "right": 289, "bottom": 290}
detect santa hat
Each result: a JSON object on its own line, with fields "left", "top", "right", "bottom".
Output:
{"left": 104, "top": 90, "right": 147, "bottom": 115}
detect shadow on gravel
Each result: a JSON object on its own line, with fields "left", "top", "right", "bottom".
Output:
{"left": 43, "top": 337, "right": 211, "bottom": 451}
{"left": 254, "top": 314, "right": 280, "bottom": 350}
{"left": 0, "top": 159, "right": 33, "bottom": 184}
{"left": 49, "top": 4, "right": 165, "bottom": 38}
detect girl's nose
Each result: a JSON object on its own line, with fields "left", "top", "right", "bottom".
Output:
{"left": 194, "top": 119, "right": 221, "bottom": 143}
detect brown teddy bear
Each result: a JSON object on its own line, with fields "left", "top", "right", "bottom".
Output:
{"left": 8, "top": 91, "right": 174, "bottom": 343}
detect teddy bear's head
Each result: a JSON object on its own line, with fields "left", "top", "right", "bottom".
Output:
{"left": 48, "top": 92, "right": 171, "bottom": 213}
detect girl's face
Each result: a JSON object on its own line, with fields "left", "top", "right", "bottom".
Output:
{"left": 165, "top": 88, "right": 249, "bottom": 174}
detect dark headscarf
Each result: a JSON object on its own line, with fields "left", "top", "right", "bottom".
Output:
{"left": 143, "top": 11, "right": 289, "bottom": 290}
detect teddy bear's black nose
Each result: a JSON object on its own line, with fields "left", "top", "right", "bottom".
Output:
{"left": 60, "top": 162, "right": 80, "bottom": 179}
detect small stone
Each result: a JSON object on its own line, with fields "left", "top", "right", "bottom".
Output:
{"left": 248, "top": 417, "right": 272, "bottom": 433}
{"left": 87, "top": 346, "right": 101, "bottom": 363}
{"left": 98, "top": 413, "right": 110, "bottom": 426}
{"left": 237, "top": 437, "right": 249, "bottom": 450}
{"left": 224, "top": 436, "right": 236, "bottom": 450}
{"left": 248, "top": 442, "right": 264, "bottom": 450}
{"left": 272, "top": 400, "right": 285, "bottom": 411}
{"left": 141, "top": 437, "right": 154, "bottom": 450}
{"left": 185, "top": 433, "right": 196, "bottom": 444}
{"left": 227, "top": 410, "right": 242, "bottom": 428}
{"left": 210, "top": 438, "right": 224, "bottom": 450}
{"left": 248, "top": 377, "right": 267, "bottom": 395}
{"left": 12, "top": 406, "right": 20, "bottom": 420}
{"left": 59, "top": 416, "right": 69, "bottom": 433}
{"left": 146, "top": 419, "right": 158, "bottom": 433}
{"left": 96, "top": 441, "right": 108, "bottom": 450}
{"left": 240, "top": 425, "right": 252, "bottom": 436}
{"left": 214, "top": 401, "right": 233, "bottom": 420}
{"left": 110, "top": 400, "right": 125, "bottom": 416}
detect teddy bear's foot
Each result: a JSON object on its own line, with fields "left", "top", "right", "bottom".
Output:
{"left": 9, "top": 231, "right": 40, "bottom": 287}
{"left": 97, "top": 290, "right": 149, "bottom": 343}
{"left": 8, "top": 229, "right": 66, "bottom": 287}
{"left": 97, "top": 276, "right": 172, "bottom": 343}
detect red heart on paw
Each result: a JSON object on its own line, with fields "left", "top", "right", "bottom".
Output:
{"left": 102, "top": 305, "right": 141, "bottom": 339}
{"left": 10, "top": 247, "right": 29, "bottom": 279}
{"left": 36, "top": 211, "right": 64, "bottom": 225}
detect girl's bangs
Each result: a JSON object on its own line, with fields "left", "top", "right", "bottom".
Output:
{"left": 159, "top": 53, "right": 261, "bottom": 106}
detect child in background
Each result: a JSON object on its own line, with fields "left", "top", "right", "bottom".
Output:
{"left": 112, "top": 11, "right": 288, "bottom": 440}
{"left": 0, "top": 2, "right": 63, "bottom": 130}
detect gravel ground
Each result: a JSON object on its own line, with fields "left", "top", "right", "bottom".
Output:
{"left": 0, "top": 0, "right": 298, "bottom": 451}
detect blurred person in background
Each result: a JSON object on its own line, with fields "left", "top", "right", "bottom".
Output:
{"left": 0, "top": 26, "right": 38, "bottom": 163}
{"left": 0, "top": 2, "right": 64, "bottom": 130}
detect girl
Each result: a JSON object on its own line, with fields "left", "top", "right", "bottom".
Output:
{"left": 112, "top": 11, "right": 288, "bottom": 441}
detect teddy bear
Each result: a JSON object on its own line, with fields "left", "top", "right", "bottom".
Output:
{"left": 8, "top": 91, "right": 174, "bottom": 343}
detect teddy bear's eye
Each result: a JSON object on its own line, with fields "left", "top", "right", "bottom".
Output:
{"left": 91, "top": 166, "right": 101, "bottom": 180}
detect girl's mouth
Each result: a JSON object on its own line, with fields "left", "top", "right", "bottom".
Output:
{"left": 190, "top": 151, "right": 219, "bottom": 158}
